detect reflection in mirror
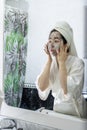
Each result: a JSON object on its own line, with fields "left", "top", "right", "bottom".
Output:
{"left": 3, "top": 0, "right": 87, "bottom": 119}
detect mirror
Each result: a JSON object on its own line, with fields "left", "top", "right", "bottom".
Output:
{"left": 3, "top": 0, "right": 87, "bottom": 117}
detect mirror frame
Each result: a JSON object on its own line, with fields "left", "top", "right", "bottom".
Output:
{"left": 0, "top": 1, "right": 87, "bottom": 130}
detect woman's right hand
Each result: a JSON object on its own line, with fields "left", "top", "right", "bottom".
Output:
{"left": 44, "top": 43, "right": 52, "bottom": 61}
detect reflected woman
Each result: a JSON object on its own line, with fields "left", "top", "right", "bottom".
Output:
{"left": 36, "top": 21, "right": 87, "bottom": 118}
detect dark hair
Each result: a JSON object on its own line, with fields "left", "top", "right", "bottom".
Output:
{"left": 49, "top": 29, "right": 67, "bottom": 44}
{"left": 49, "top": 29, "right": 70, "bottom": 52}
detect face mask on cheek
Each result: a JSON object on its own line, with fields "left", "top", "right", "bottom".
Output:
{"left": 54, "top": 43, "right": 60, "bottom": 51}
{"left": 48, "top": 42, "right": 60, "bottom": 55}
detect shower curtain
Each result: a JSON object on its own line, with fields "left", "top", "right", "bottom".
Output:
{"left": 3, "top": 6, "right": 28, "bottom": 107}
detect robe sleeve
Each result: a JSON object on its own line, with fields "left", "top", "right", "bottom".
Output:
{"left": 54, "top": 59, "right": 85, "bottom": 117}
{"left": 35, "top": 75, "right": 52, "bottom": 101}
{"left": 67, "top": 58, "right": 84, "bottom": 98}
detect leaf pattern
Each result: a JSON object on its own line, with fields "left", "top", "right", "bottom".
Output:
{"left": 4, "top": 6, "right": 28, "bottom": 107}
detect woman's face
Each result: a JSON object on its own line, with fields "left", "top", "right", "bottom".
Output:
{"left": 48, "top": 31, "right": 64, "bottom": 56}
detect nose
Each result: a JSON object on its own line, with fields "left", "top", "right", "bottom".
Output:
{"left": 50, "top": 42, "right": 54, "bottom": 48}
{"left": 51, "top": 44, "right": 54, "bottom": 48}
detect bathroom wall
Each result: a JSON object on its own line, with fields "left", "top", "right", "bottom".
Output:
{"left": 84, "top": 0, "right": 87, "bottom": 58}
{"left": 25, "top": 0, "right": 85, "bottom": 84}
{"left": 3, "top": 0, "right": 87, "bottom": 108}
{"left": 5, "top": 0, "right": 29, "bottom": 11}
{"left": 5, "top": 0, "right": 85, "bottom": 87}
{"left": 83, "top": 0, "right": 87, "bottom": 93}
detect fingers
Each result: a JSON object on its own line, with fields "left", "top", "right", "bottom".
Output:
{"left": 65, "top": 44, "right": 70, "bottom": 53}
{"left": 59, "top": 43, "right": 64, "bottom": 52}
{"left": 59, "top": 43, "right": 69, "bottom": 53}
{"left": 65, "top": 46, "right": 68, "bottom": 53}
{"left": 43, "top": 43, "right": 49, "bottom": 54}
{"left": 43, "top": 44, "right": 47, "bottom": 52}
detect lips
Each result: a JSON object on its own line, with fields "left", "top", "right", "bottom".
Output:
{"left": 51, "top": 49, "right": 54, "bottom": 52}
{"left": 50, "top": 50, "right": 57, "bottom": 56}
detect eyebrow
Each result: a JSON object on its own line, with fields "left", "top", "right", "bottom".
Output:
{"left": 49, "top": 36, "right": 61, "bottom": 40}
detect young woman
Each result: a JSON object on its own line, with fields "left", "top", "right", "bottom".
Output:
{"left": 36, "top": 21, "right": 87, "bottom": 118}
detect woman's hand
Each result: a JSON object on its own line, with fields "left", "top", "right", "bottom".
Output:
{"left": 38, "top": 43, "right": 52, "bottom": 91}
{"left": 44, "top": 43, "right": 52, "bottom": 62}
{"left": 56, "top": 44, "right": 69, "bottom": 64}
{"left": 56, "top": 44, "right": 69, "bottom": 94}
{"left": 44, "top": 43, "right": 50, "bottom": 55}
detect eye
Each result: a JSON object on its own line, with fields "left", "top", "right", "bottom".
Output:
{"left": 54, "top": 40, "right": 60, "bottom": 43}
{"left": 49, "top": 40, "right": 52, "bottom": 43}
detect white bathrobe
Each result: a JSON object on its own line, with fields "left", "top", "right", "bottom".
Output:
{"left": 36, "top": 55, "right": 87, "bottom": 118}
{"left": 36, "top": 21, "right": 87, "bottom": 118}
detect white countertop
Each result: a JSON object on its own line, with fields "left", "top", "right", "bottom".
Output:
{"left": 0, "top": 101, "right": 87, "bottom": 130}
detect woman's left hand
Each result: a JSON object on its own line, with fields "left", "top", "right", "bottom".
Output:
{"left": 56, "top": 44, "right": 68, "bottom": 64}
{"left": 56, "top": 44, "right": 69, "bottom": 94}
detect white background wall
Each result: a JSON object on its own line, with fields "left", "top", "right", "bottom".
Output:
{"left": 25, "top": 0, "right": 85, "bottom": 84}
{"left": 1, "top": 0, "right": 85, "bottom": 84}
